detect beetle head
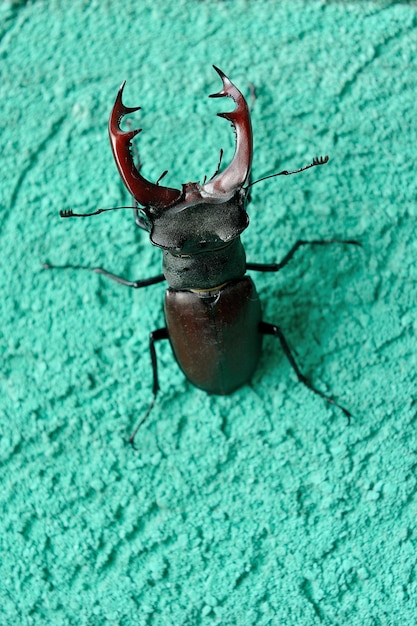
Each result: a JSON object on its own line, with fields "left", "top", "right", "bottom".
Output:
{"left": 108, "top": 66, "right": 253, "bottom": 254}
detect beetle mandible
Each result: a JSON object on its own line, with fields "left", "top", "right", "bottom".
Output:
{"left": 46, "top": 66, "right": 358, "bottom": 445}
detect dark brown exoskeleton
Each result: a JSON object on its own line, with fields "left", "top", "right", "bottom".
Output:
{"left": 46, "top": 67, "right": 359, "bottom": 445}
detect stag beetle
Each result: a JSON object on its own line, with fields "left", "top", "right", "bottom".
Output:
{"left": 45, "top": 66, "right": 358, "bottom": 444}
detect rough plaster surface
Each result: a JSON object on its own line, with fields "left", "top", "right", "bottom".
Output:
{"left": 1, "top": 0, "right": 416, "bottom": 624}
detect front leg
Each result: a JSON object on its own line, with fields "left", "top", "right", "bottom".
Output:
{"left": 247, "top": 239, "right": 361, "bottom": 273}
{"left": 43, "top": 263, "right": 165, "bottom": 289}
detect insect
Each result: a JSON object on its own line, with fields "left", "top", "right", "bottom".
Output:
{"left": 45, "top": 66, "right": 359, "bottom": 445}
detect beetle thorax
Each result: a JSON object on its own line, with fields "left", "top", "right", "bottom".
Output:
{"left": 147, "top": 186, "right": 249, "bottom": 252}
{"left": 162, "top": 237, "right": 247, "bottom": 290}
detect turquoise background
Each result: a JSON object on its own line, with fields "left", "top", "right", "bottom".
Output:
{"left": 1, "top": 0, "right": 416, "bottom": 624}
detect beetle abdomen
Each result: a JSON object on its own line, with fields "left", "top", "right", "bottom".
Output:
{"left": 164, "top": 277, "right": 262, "bottom": 395}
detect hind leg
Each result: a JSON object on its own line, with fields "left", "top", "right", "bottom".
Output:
{"left": 259, "top": 321, "right": 351, "bottom": 421}
{"left": 129, "top": 327, "right": 170, "bottom": 448}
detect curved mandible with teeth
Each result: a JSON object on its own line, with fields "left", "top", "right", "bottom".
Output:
{"left": 108, "top": 67, "right": 253, "bottom": 211}
{"left": 108, "top": 82, "right": 182, "bottom": 210}
{"left": 202, "top": 65, "right": 253, "bottom": 197}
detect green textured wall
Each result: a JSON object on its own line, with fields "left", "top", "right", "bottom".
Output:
{"left": 1, "top": 0, "right": 416, "bottom": 624}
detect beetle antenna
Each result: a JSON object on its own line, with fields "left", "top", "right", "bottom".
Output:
{"left": 156, "top": 170, "right": 168, "bottom": 185}
{"left": 213, "top": 148, "right": 224, "bottom": 177}
{"left": 60, "top": 206, "right": 138, "bottom": 218}
{"left": 204, "top": 148, "right": 224, "bottom": 184}
{"left": 247, "top": 155, "right": 329, "bottom": 188}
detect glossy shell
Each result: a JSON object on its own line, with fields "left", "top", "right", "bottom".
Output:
{"left": 164, "top": 277, "right": 262, "bottom": 394}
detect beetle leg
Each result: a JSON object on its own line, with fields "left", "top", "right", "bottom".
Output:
{"left": 129, "top": 327, "right": 169, "bottom": 448}
{"left": 259, "top": 321, "right": 352, "bottom": 422}
{"left": 246, "top": 239, "right": 361, "bottom": 273}
{"left": 206, "top": 148, "right": 224, "bottom": 183}
{"left": 42, "top": 264, "right": 165, "bottom": 289}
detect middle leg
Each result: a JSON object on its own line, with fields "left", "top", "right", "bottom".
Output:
{"left": 247, "top": 239, "right": 361, "bottom": 273}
